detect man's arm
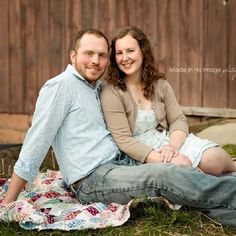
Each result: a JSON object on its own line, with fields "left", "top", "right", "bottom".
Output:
{"left": 2, "top": 78, "right": 71, "bottom": 204}
{"left": 3, "top": 172, "right": 27, "bottom": 204}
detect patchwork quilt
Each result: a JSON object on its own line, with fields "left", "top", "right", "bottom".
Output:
{"left": 0, "top": 170, "right": 131, "bottom": 231}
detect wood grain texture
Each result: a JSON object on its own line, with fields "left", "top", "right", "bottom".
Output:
{"left": 8, "top": 0, "right": 24, "bottom": 113}
{"left": 0, "top": 0, "right": 235, "bottom": 114}
{"left": 228, "top": 0, "right": 236, "bottom": 108}
{"left": 0, "top": 0, "right": 9, "bottom": 112}
{"left": 202, "top": 0, "right": 228, "bottom": 108}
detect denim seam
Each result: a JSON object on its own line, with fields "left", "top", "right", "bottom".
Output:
{"left": 79, "top": 183, "right": 234, "bottom": 210}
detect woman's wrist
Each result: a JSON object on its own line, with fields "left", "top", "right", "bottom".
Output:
{"left": 165, "top": 143, "right": 178, "bottom": 151}
{"left": 145, "top": 150, "right": 163, "bottom": 163}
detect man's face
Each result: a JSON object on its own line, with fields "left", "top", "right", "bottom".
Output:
{"left": 70, "top": 33, "right": 109, "bottom": 86}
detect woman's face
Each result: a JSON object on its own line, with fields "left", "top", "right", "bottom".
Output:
{"left": 115, "top": 34, "right": 143, "bottom": 77}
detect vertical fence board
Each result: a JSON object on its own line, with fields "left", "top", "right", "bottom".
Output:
{"left": 179, "top": 0, "right": 202, "bottom": 106}
{"left": 98, "top": 0, "right": 111, "bottom": 37}
{"left": 127, "top": 0, "right": 137, "bottom": 25}
{"left": 147, "top": 0, "right": 158, "bottom": 62}
{"left": 35, "top": 0, "right": 50, "bottom": 92}
{"left": 107, "top": 0, "right": 118, "bottom": 40}
{"left": 81, "top": 0, "right": 93, "bottom": 29}
{"left": 23, "top": 0, "right": 37, "bottom": 114}
{"left": 49, "top": 0, "right": 64, "bottom": 78}
{"left": 136, "top": 0, "right": 158, "bottom": 51}
{"left": 202, "top": 0, "right": 228, "bottom": 108}
{"left": 0, "top": 0, "right": 9, "bottom": 112}
{"left": 158, "top": 0, "right": 181, "bottom": 100}
{"left": 115, "top": 0, "right": 129, "bottom": 30}
{"left": 64, "top": 0, "right": 82, "bottom": 66}
{"left": 8, "top": 0, "right": 24, "bottom": 113}
{"left": 116, "top": 0, "right": 128, "bottom": 30}
{"left": 228, "top": 0, "right": 236, "bottom": 108}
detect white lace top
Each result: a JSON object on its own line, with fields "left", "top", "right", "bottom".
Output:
{"left": 132, "top": 109, "right": 217, "bottom": 168}
{"left": 133, "top": 109, "right": 169, "bottom": 150}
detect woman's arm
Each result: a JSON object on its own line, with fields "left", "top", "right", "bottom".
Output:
{"left": 169, "top": 129, "right": 187, "bottom": 150}
{"left": 159, "top": 81, "right": 189, "bottom": 162}
{"left": 101, "top": 85, "right": 162, "bottom": 163}
{"left": 160, "top": 130, "right": 188, "bottom": 162}
{"left": 163, "top": 81, "right": 189, "bottom": 135}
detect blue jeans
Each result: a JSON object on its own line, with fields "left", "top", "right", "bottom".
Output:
{"left": 74, "top": 154, "right": 236, "bottom": 229}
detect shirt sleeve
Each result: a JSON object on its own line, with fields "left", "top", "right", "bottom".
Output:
{"left": 101, "top": 85, "right": 153, "bottom": 163}
{"left": 163, "top": 81, "right": 189, "bottom": 134}
{"left": 14, "top": 79, "right": 71, "bottom": 183}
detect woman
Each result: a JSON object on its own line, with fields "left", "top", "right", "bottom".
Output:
{"left": 101, "top": 25, "right": 236, "bottom": 176}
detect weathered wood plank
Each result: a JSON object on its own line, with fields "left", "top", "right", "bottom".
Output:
{"left": 0, "top": 0, "right": 236, "bottom": 114}
{"left": 158, "top": 0, "right": 181, "bottom": 101}
{"left": 49, "top": 0, "right": 64, "bottom": 78}
{"left": 23, "top": 0, "right": 37, "bottom": 114}
{"left": 127, "top": 0, "right": 137, "bottom": 25}
{"left": 228, "top": 0, "right": 236, "bottom": 109}
{"left": 116, "top": 0, "right": 128, "bottom": 31}
{"left": 179, "top": 0, "right": 202, "bottom": 107}
{"left": 64, "top": 0, "right": 82, "bottom": 65}
{"left": 81, "top": 0, "right": 93, "bottom": 29}
{"left": 8, "top": 0, "right": 24, "bottom": 113}
{"left": 182, "top": 106, "right": 236, "bottom": 118}
{"left": 202, "top": 0, "right": 228, "bottom": 108}
{"left": 0, "top": 0, "right": 9, "bottom": 112}
{"left": 35, "top": 0, "right": 50, "bottom": 91}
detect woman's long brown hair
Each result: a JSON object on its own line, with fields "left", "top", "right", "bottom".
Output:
{"left": 106, "top": 25, "right": 165, "bottom": 99}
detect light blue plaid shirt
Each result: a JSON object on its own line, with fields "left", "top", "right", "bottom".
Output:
{"left": 14, "top": 64, "right": 119, "bottom": 185}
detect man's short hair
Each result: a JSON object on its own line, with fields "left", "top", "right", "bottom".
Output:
{"left": 71, "top": 29, "right": 109, "bottom": 51}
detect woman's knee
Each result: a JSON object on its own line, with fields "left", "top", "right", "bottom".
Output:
{"left": 199, "top": 147, "right": 230, "bottom": 175}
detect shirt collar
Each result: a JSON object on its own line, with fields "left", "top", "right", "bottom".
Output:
{"left": 65, "top": 64, "right": 102, "bottom": 90}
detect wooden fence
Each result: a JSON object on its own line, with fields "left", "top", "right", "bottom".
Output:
{"left": 0, "top": 0, "right": 236, "bottom": 115}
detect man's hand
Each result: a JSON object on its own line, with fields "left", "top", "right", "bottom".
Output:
{"left": 2, "top": 172, "right": 27, "bottom": 204}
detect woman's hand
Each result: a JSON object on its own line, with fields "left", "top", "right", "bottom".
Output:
{"left": 145, "top": 150, "right": 164, "bottom": 163}
{"left": 145, "top": 148, "right": 192, "bottom": 168}
{"left": 159, "top": 144, "right": 179, "bottom": 163}
{"left": 170, "top": 154, "right": 192, "bottom": 167}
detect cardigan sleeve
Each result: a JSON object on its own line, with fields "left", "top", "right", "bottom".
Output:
{"left": 163, "top": 81, "right": 189, "bottom": 134}
{"left": 101, "top": 85, "right": 153, "bottom": 162}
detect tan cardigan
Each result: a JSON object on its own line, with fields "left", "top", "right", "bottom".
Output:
{"left": 101, "top": 79, "right": 189, "bottom": 163}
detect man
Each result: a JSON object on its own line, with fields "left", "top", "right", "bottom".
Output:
{"left": 3, "top": 29, "right": 236, "bottom": 229}
{"left": 4, "top": 29, "right": 118, "bottom": 202}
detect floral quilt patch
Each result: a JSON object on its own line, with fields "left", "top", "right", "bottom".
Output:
{"left": 0, "top": 170, "right": 131, "bottom": 231}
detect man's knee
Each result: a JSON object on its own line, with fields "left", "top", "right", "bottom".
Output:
{"left": 144, "top": 163, "right": 177, "bottom": 178}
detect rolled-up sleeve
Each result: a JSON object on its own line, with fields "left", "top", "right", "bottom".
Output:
{"left": 14, "top": 80, "right": 71, "bottom": 183}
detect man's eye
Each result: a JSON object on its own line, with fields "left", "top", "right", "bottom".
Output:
{"left": 99, "top": 53, "right": 108, "bottom": 58}
{"left": 85, "top": 51, "right": 93, "bottom": 56}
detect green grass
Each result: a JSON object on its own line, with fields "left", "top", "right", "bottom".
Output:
{"left": 223, "top": 144, "right": 236, "bottom": 158}
{"left": 0, "top": 146, "right": 236, "bottom": 235}
{"left": 0, "top": 201, "right": 235, "bottom": 235}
